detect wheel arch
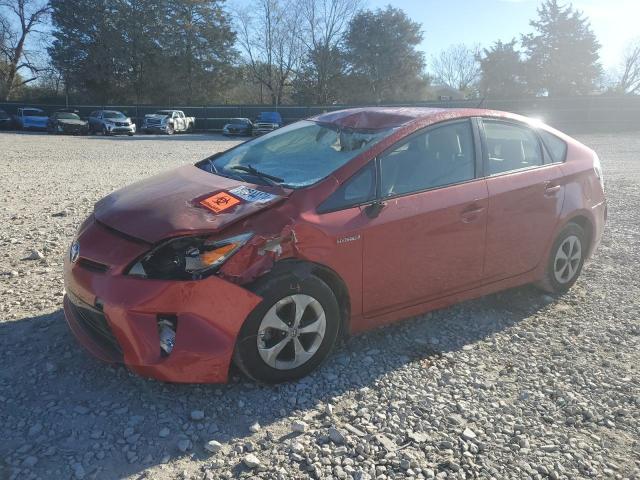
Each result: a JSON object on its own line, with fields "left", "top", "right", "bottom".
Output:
{"left": 253, "top": 258, "right": 351, "bottom": 339}
{"left": 563, "top": 213, "right": 594, "bottom": 257}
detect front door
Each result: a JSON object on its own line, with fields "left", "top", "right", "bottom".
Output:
{"left": 480, "top": 119, "right": 565, "bottom": 281}
{"left": 362, "top": 120, "right": 488, "bottom": 316}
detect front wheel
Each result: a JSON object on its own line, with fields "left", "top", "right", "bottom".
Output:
{"left": 234, "top": 273, "right": 341, "bottom": 383}
{"left": 538, "top": 223, "right": 587, "bottom": 294}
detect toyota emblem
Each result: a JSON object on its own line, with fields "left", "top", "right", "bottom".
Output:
{"left": 70, "top": 241, "right": 80, "bottom": 263}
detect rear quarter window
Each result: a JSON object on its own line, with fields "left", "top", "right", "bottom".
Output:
{"left": 539, "top": 130, "right": 567, "bottom": 163}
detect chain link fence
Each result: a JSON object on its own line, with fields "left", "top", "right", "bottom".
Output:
{"left": 1, "top": 96, "right": 639, "bottom": 133}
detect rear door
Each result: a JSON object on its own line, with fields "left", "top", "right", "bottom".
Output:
{"left": 361, "top": 119, "right": 488, "bottom": 315}
{"left": 480, "top": 119, "right": 565, "bottom": 281}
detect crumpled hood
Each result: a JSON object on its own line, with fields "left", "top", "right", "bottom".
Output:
{"left": 94, "top": 165, "right": 288, "bottom": 243}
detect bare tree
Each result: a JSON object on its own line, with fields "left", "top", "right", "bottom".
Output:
{"left": 235, "top": 0, "right": 303, "bottom": 105}
{"left": 0, "top": 0, "right": 50, "bottom": 100}
{"left": 615, "top": 39, "right": 640, "bottom": 95}
{"left": 431, "top": 44, "right": 481, "bottom": 95}
{"left": 299, "top": 0, "right": 361, "bottom": 104}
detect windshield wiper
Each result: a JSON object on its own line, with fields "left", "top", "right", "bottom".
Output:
{"left": 231, "top": 165, "right": 284, "bottom": 186}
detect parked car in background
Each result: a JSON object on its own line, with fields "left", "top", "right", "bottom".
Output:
{"left": 222, "top": 118, "right": 253, "bottom": 136}
{"left": 47, "top": 111, "right": 89, "bottom": 135}
{"left": 0, "top": 108, "right": 12, "bottom": 129}
{"left": 62, "top": 107, "right": 606, "bottom": 384}
{"left": 142, "top": 110, "right": 195, "bottom": 134}
{"left": 14, "top": 107, "right": 48, "bottom": 130}
{"left": 252, "top": 111, "right": 283, "bottom": 136}
{"left": 89, "top": 110, "right": 136, "bottom": 136}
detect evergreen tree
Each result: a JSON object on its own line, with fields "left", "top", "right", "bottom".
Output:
{"left": 49, "top": 0, "right": 236, "bottom": 104}
{"left": 521, "top": 0, "right": 601, "bottom": 96}
{"left": 344, "top": 6, "right": 426, "bottom": 103}
{"left": 478, "top": 39, "right": 527, "bottom": 98}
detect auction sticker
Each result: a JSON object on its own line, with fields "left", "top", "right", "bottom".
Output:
{"left": 229, "top": 186, "right": 278, "bottom": 204}
{"left": 200, "top": 191, "right": 241, "bottom": 213}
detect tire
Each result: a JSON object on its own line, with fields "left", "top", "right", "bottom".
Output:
{"left": 166, "top": 124, "right": 174, "bottom": 135}
{"left": 102, "top": 125, "right": 110, "bottom": 136}
{"left": 538, "top": 223, "right": 587, "bottom": 294}
{"left": 233, "top": 273, "right": 341, "bottom": 383}
{"left": 128, "top": 133, "right": 134, "bottom": 136}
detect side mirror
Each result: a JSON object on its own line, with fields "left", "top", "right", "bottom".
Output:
{"left": 364, "top": 201, "right": 386, "bottom": 219}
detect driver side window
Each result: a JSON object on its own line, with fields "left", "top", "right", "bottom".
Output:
{"left": 380, "top": 121, "right": 475, "bottom": 197}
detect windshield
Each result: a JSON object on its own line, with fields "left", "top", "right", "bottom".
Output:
{"left": 231, "top": 118, "right": 250, "bottom": 124}
{"left": 204, "top": 120, "right": 394, "bottom": 189}
{"left": 156, "top": 110, "right": 173, "bottom": 116}
{"left": 24, "top": 109, "right": 47, "bottom": 117}
{"left": 57, "top": 113, "right": 80, "bottom": 120}
{"left": 104, "top": 111, "right": 126, "bottom": 119}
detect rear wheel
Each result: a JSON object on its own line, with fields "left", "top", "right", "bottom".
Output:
{"left": 234, "top": 273, "right": 340, "bottom": 383}
{"left": 538, "top": 223, "right": 587, "bottom": 294}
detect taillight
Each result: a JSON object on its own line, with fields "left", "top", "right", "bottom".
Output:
{"left": 593, "top": 153, "right": 604, "bottom": 192}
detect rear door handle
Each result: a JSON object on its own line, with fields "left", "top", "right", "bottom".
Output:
{"left": 544, "top": 183, "right": 561, "bottom": 196}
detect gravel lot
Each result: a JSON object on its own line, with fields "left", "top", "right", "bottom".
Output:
{"left": 0, "top": 130, "right": 638, "bottom": 480}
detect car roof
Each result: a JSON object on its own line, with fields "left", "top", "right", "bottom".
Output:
{"left": 309, "top": 107, "right": 533, "bottom": 130}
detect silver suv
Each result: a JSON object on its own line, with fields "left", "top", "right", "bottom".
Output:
{"left": 88, "top": 110, "right": 136, "bottom": 136}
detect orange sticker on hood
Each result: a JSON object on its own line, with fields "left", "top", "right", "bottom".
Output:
{"left": 200, "top": 191, "right": 242, "bottom": 213}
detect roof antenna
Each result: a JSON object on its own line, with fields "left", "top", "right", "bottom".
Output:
{"left": 475, "top": 96, "right": 486, "bottom": 108}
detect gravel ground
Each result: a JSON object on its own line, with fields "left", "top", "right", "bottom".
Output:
{"left": 0, "top": 130, "right": 638, "bottom": 480}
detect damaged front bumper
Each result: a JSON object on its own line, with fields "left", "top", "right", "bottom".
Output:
{"left": 62, "top": 219, "right": 262, "bottom": 383}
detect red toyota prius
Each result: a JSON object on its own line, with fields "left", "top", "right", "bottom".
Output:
{"left": 63, "top": 108, "right": 606, "bottom": 383}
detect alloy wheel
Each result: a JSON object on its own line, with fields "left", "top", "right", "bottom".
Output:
{"left": 257, "top": 294, "right": 326, "bottom": 370}
{"left": 553, "top": 235, "right": 582, "bottom": 284}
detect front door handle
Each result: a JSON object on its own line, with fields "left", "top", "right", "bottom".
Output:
{"left": 460, "top": 204, "right": 485, "bottom": 223}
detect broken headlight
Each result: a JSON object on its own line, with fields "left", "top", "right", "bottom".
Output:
{"left": 127, "top": 233, "right": 252, "bottom": 280}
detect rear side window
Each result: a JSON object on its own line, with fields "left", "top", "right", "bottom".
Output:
{"left": 483, "top": 121, "right": 543, "bottom": 175}
{"left": 318, "top": 162, "right": 376, "bottom": 213}
{"left": 539, "top": 130, "right": 567, "bottom": 163}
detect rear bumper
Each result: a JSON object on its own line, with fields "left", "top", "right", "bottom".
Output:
{"left": 62, "top": 220, "right": 262, "bottom": 383}
{"left": 588, "top": 199, "right": 607, "bottom": 258}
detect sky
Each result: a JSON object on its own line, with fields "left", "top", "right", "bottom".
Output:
{"left": 5, "top": 0, "right": 636, "bottom": 74}
{"left": 368, "top": 0, "right": 638, "bottom": 71}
